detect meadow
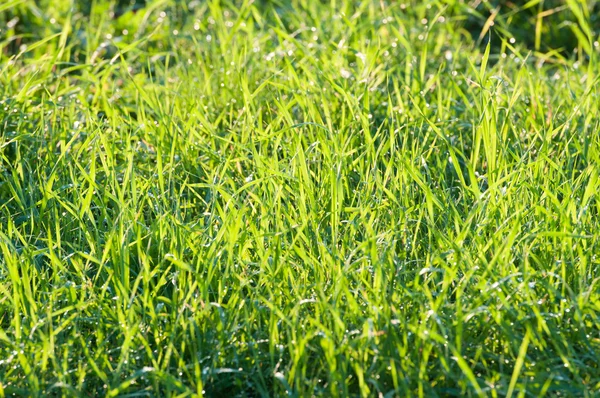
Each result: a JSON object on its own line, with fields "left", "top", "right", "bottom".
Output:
{"left": 1, "top": 0, "right": 600, "bottom": 396}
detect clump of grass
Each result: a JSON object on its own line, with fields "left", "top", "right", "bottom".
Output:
{"left": 1, "top": 0, "right": 600, "bottom": 396}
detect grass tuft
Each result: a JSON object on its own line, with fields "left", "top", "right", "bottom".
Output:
{"left": 1, "top": 0, "right": 600, "bottom": 396}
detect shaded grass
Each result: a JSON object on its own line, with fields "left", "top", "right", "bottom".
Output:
{"left": 1, "top": 0, "right": 600, "bottom": 396}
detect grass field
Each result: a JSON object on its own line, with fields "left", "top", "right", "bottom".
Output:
{"left": 1, "top": 0, "right": 600, "bottom": 396}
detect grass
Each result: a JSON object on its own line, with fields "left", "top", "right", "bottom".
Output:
{"left": 1, "top": 0, "right": 600, "bottom": 396}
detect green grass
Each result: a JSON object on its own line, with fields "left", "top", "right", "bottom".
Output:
{"left": 1, "top": 0, "right": 600, "bottom": 396}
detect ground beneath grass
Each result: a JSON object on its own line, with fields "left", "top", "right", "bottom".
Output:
{"left": 1, "top": 0, "right": 600, "bottom": 396}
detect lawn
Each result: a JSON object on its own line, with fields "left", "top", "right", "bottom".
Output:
{"left": 1, "top": 0, "right": 600, "bottom": 396}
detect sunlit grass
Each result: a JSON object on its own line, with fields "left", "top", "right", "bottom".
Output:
{"left": 1, "top": 0, "right": 600, "bottom": 396}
